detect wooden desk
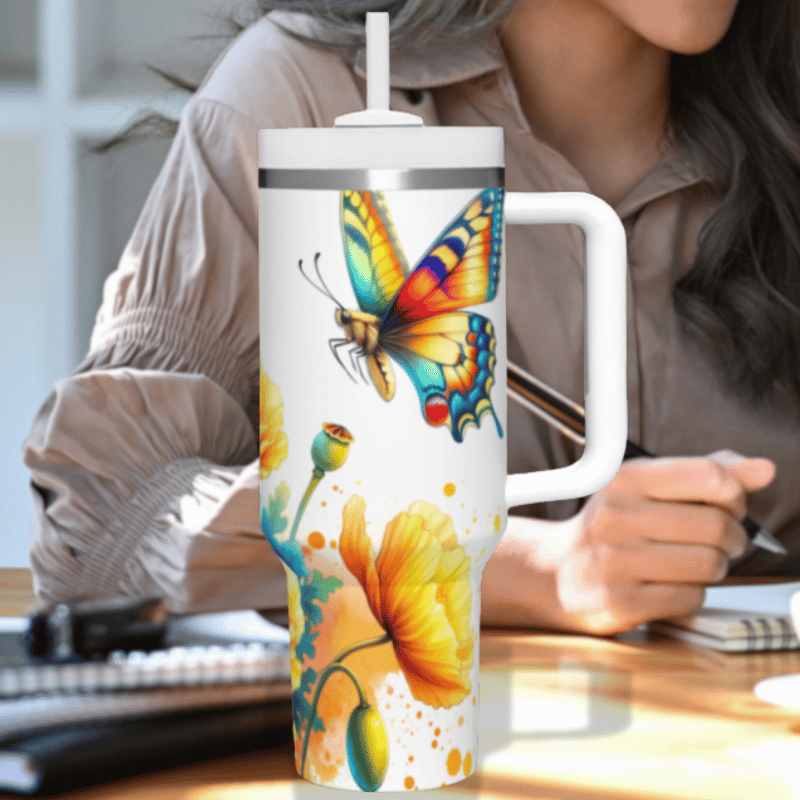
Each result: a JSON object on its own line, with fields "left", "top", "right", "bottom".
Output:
{"left": 3, "top": 568, "right": 800, "bottom": 800}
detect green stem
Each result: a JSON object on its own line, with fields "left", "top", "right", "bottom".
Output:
{"left": 300, "top": 663, "right": 364, "bottom": 780}
{"left": 334, "top": 633, "right": 391, "bottom": 663}
{"left": 289, "top": 467, "right": 325, "bottom": 542}
{"left": 299, "top": 633, "right": 392, "bottom": 779}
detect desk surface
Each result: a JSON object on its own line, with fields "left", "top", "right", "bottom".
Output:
{"left": 3, "top": 569, "right": 800, "bottom": 800}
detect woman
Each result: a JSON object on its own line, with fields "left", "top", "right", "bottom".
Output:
{"left": 23, "top": 0, "right": 799, "bottom": 634}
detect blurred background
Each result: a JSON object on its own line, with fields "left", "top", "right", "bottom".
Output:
{"left": 0, "top": 0, "right": 250, "bottom": 567}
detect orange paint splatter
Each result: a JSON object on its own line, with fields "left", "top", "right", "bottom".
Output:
{"left": 321, "top": 501, "right": 327, "bottom": 507}
{"left": 458, "top": 716, "right": 464, "bottom": 726}
{"left": 330, "top": 540, "right": 337, "bottom": 548}
{"left": 301, "top": 546, "right": 312, "bottom": 557}
{"left": 408, "top": 755, "right": 414, "bottom": 762}
{"left": 308, "top": 531, "right": 325, "bottom": 549}
{"left": 416, "top": 711, "right": 422, "bottom": 719}
{"left": 443, "top": 482, "right": 456, "bottom": 497}
{"left": 447, "top": 748, "right": 462, "bottom": 776}
{"left": 404, "top": 776, "right": 415, "bottom": 790}
{"left": 434, "top": 727, "right": 441, "bottom": 736}
{"left": 332, "top": 485, "right": 338, "bottom": 491}
{"left": 387, "top": 686, "right": 394, "bottom": 695}
{"left": 463, "top": 752, "right": 473, "bottom": 776}
{"left": 431, "top": 740, "right": 438, "bottom": 748}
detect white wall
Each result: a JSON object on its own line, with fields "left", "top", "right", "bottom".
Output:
{"left": 0, "top": 135, "right": 46, "bottom": 566}
{"left": 0, "top": 0, "right": 243, "bottom": 568}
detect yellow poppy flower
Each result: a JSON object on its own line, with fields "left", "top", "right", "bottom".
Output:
{"left": 285, "top": 568, "right": 304, "bottom": 692}
{"left": 339, "top": 496, "right": 473, "bottom": 709}
{"left": 259, "top": 363, "right": 289, "bottom": 479}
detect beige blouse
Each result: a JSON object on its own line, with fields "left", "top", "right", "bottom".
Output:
{"left": 23, "top": 12, "right": 800, "bottom": 615}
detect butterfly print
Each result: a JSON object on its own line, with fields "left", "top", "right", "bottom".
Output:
{"left": 303, "top": 188, "right": 504, "bottom": 443}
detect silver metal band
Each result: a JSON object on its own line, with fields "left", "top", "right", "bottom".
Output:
{"left": 258, "top": 166, "right": 504, "bottom": 191}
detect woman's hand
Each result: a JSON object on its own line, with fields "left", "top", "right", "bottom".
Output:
{"left": 481, "top": 451, "right": 776, "bottom": 635}
{"left": 552, "top": 451, "right": 776, "bottom": 634}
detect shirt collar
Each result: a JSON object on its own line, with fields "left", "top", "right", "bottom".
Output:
{"left": 614, "top": 148, "right": 707, "bottom": 220}
{"left": 352, "top": 32, "right": 506, "bottom": 89}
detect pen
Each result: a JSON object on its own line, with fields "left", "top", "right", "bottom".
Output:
{"left": 507, "top": 360, "right": 787, "bottom": 556}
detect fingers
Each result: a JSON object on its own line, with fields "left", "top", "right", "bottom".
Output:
{"left": 584, "top": 498, "right": 748, "bottom": 557}
{"left": 709, "top": 449, "right": 777, "bottom": 492}
{"left": 593, "top": 540, "right": 729, "bottom": 584}
{"left": 636, "top": 583, "right": 707, "bottom": 623}
{"left": 614, "top": 453, "right": 776, "bottom": 521}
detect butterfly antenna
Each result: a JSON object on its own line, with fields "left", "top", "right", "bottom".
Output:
{"left": 311, "top": 252, "right": 345, "bottom": 310}
{"left": 298, "top": 252, "right": 341, "bottom": 307}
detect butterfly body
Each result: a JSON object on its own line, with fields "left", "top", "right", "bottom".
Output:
{"left": 334, "top": 307, "right": 396, "bottom": 401}
{"left": 322, "top": 188, "right": 504, "bottom": 443}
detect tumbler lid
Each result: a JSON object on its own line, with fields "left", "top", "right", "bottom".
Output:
{"left": 258, "top": 12, "right": 504, "bottom": 174}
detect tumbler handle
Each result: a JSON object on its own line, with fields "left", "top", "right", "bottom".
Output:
{"left": 504, "top": 192, "right": 627, "bottom": 507}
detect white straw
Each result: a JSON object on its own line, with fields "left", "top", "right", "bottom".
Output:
{"left": 366, "top": 12, "right": 390, "bottom": 112}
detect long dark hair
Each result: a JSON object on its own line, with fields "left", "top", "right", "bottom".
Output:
{"left": 671, "top": 0, "right": 800, "bottom": 408}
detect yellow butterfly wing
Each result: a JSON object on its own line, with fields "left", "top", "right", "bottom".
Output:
{"left": 340, "top": 190, "right": 409, "bottom": 316}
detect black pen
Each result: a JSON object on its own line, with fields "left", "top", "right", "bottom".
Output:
{"left": 507, "top": 360, "right": 786, "bottom": 556}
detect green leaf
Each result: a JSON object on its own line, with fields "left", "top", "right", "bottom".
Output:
{"left": 313, "top": 571, "right": 344, "bottom": 603}
{"left": 296, "top": 623, "right": 318, "bottom": 662}
{"left": 261, "top": 482, "right": 308, "bottom": 577}
{"left": 300, "top": 571, "right": 343, "bottom": 626}
{"left": 293, "top": 667, "right": 325, "bottom": 736}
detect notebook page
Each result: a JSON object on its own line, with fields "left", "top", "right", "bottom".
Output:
{"left": 703, "top": 581, "right": 800, "bottom": 615}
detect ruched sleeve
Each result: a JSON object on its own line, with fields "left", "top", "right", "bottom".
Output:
{"left": 23, "top": 96, "right": 289, "bottom": 614}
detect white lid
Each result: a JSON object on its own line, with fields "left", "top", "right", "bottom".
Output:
{"left": 258, "top": 127, "right": 503, "bottom": 170}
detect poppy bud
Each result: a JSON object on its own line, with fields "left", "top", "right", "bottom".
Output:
{"left": 346, "top": 703, "right": 389, "bottom": 791}
{"left": 311, "top": 423, "right": 354, "bottom": 472}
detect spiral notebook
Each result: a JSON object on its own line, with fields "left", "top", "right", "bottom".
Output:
{"left": 649, "top": 581, "right": 800, "bottom": 652}
{"left": 0, "top": 611, "right": 292, "bottom": 739}
{"left": 0, "top": 611, "right": 294, "bottom": 794}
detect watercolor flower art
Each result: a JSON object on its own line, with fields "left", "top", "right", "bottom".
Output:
{"left": 340, "top": 496, "right": 474, "bottom": 709}
{"left": 259, "top": 363, "right": 289, "bottom": 479}
{"left": 299, "top": 497, "right": 474, "bottom": 790}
